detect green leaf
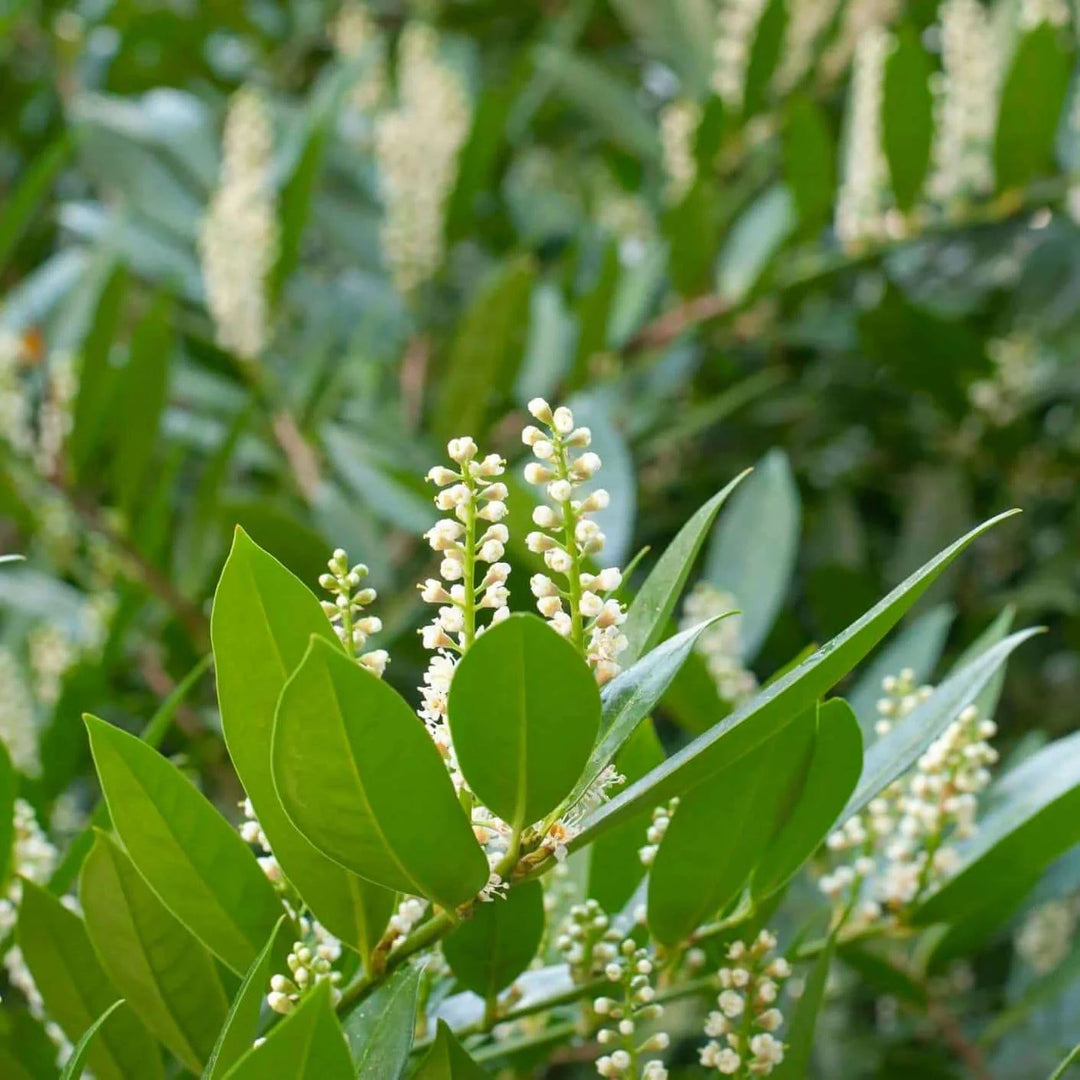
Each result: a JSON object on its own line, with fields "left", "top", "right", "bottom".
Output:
{"left": 448, "top": 614, "right": 600, "bottom": 831}
{"left": 223, "top": 983, "right": 353, "bottom": 1080}
{"left": 914, "top": 729, "right": 1080, "bottom": 956}
{"left": 586, "top": 719, "right": 665, "bottom": 913}
{"left": 647, "top": 704, "right": 816, "bottom": 945}
{"left": 994, "top": 23, "right": 1072, "bottom": 191}
{"left": 272, "top": 115, "right": 329, "bottom": 300}
{"left": 751, "top": 699, "right": 863, "bottom": 899}
{"left": 80, "top": 831, "right": 230, "bottom": 1073}
{"left": 443, "top": 880, "right": 545, "bottom": 998}
{"left": 574, "top": 512, "right": 1018, "bottom": 849}
{"left": 743, "top": 0, "right": 788, "bottom": 117}
{"left": 60, "top": 1000, "right": 126, "bottom": 1080}
{"left": 272, "top": 637, "right": 488, "bottom": 907}
{"left": 0, "top": 134, "right": 71, "bottom": 276}
{"left": 622, "top": 472, "right": 751, "bottom": 664}
{"left": 843, "top": 628, "right": 1040, "bottom": 819}
{"left": 881, "top": 24, "right": 934, "bottom": 211}
{"left": 704, "top": 448, "right": 800, "bottom": 661}
{"left": 412, "top": 1021, "right": 490, "bottom": 1080}
{"left": 204, "top": 919, "right": 291, "bottom": 1080}
{"left": 343, "top": 961, "right": 425, "bottom": 1079}
{"left": 0, "top": 741, "right": 14, "bottom": 889}
{"left": 774, "top": 938, "right": 834, "bottom": 1079}
{"left": 212, "top": 528, "right": 395, "bottom": 964}
{"left": 716, "top": 184, "right": 796, "bottom": 303}
{"left": 85, "top": 714, "right": 283, "bottom": 974}
{"left": 607, "top": 0, "right": 714, "bottom": 96}
{"left": 16, "top": 879, "right": 163, "bottom": 1080}
{"left": 782, "top": 95, "right": 836, "bottom": 236}
{"left": 846, "top": 604, "right": 955, "bottom": 737}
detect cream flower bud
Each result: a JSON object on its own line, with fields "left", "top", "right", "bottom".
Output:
{"left": 532, "top": 439, "right": 555, "bottom": 460}
{"left": 530, "top": 574, "right": 558, "bottom": 597}
{"left": 581, "top": 488, "right": 610, "bottom": 512}
{"left": 566, "top": 426, "right": 591, "bottom": 446}
{"left": 552, "top": 406, "right": 574, "bottom": 434}
{"left": 595, "top": 567, "right": 622, "bottom": 592}
{"left": 482, "top": 481, "right": 508, "bottom": 501}
{"left": 573, "top": 451, "right": 602, "bottom": 477}
{"left": 446, "top": 436, "right": 477, "bottom": 462}
{"left": 545, "top": 548, "right": 573, "bottom": 574}
{"left": 439, "top": 558, "right": 464, "bottom": 581}
{"left": 475, "top": 453, "right": 504, "bottom": 476}
{"left": 526, "top": 532, "right": 556, "bottom": 553}
{"left": 522, "top": 424, "right": 544, "bottom": 446}
{"left": 532, "top": 505, "right": 560, "bottom": 528}
{"left": 548, "top": 479, "right": 572, "bottom": 502}
{"left": 528, "top": 397, "right": 553, "bottom": 422}
{"left": 538, "top": 595, "right": 563, "bottom": 618}
{"left": 551, "top": 611, "right": 572, "bottom": 636}
{"left": 524, "top": 462, "right": 552, "bottom": 484}
{"left": 425, "top": 466, "right": 458, "bottom": 485}
{"left": 478, "top": 540, "right": 504, "bottom": 562}
{"left": 580, "top": 591, "right": 604, "bottom": 618}
{"left": 478, "top": 501, "right": 507, "bottom": 522}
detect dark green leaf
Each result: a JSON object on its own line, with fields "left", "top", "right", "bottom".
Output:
{"left": 272, "top": 117, "right": 329, "bottom": 300}
{"left": 0, "top": 135, "right": 71, "bottom": 276}
{"left": 344, "top": 961, "right": 425, "bottom": 1079}
{"left": 81, "top": 831, "right": 229, "bottom": 1072}
{"left": 59, "top": 1000, "right": 126, "bottom": 1080}
{"left": 412, "top": 1021, "right": 490, "bottom": 1080}
{"left": 273, "top": 637, "right": 488, "bottom": 907}
{"left": 85, "top": 714, "right": 283, "bottom": 974}
{"left": 17, "top": 879, "right": 163, "bottom": 1080}
{"left": 212, "top": 528, "right": 395, "bottom": 964}
{"left": 743, "top": 0, "right": 788, "bottom": 117}
{"left": 716, "top": 184, "right": 796, "bottom": 303}
{"left": 774, "top": 938, "right": 834, "bottom": 1079}
{"left": 782, "top": 95, "right": 836, "bottom": 236}
{"left": 444, "top": 880, "right": 545, "bottom": 998}
{"left": 882, "top": 25, "right": 934, "bottom": 211}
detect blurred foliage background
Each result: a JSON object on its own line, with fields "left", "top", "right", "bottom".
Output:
{"left": 1, "top": 0, "right": 1079, "bottom": 1075}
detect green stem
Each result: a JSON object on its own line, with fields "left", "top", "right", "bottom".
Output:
{"left": 1049, "top": 1043, "right": 1080, "bottom": 1080}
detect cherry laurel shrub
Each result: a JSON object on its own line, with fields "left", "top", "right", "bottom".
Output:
{"left": 5, "top": 400, "right": 1077, "bottom": 1080}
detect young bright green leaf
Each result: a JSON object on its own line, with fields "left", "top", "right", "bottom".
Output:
{"left": 85, "top": 715, "right": 283, "bottom": 974}
{"left": 212, "top": 528, "right": 395, "bottom": 963}
{"left": 204, "top": 919, "right": 291, "bottom": 1080}
{"left": 443, "top": 880, "right": 545, "bottom": 998}
{"left": 60, "top": 999, "right": 126, "bottom": 1080}
{"left": 413, "top": 1021, "right": 490, "bottom": 1080}
{"left": 223, "top": 983, "right": 353, "bottom": 1080}
{"left": 843, "top": 628, "right": 1040, "bottom": 819}
{"left": 0, "top": 740, "right": 14, "bottom": 889}
{"left": 344, "top": 961, "right": 425, "bottom": 1079}
{"left": 80, "top": 831, "right": 230, "bottom": 1072}
{"left": 703, "top": 448, "right": 801, "bottom": 661}
{"left": 16, "top": 879, "right": 163, "bottom": 1080}
{"left": 448, "top": 614, "right": 600, "bottom": 831}
{"left": 743, "top": 0, "right": 787, "bottom": 117}
{"left": 622, "top": 472, "right": 751, "bottom": 664}
{"left": 647, "top": 707, "right": 817, "bottom": 945}
{"left": 994, "top": 23, "right": 1072, "bottom": 191}
{"left": 273, "top": 636, "right": 488, "bottom": 907}
{"left": 574, "top": 512, "right": 1018, "bottom": 850}
{"left": 751, "top": 699, "right": 863, "bottom": 900}
{"left": 773, "top": 938, "right": 834, "bottom": 1079}
{"left": 782, "top": 94, "right": 836, "bottom": 237}
{"left": 915, "top": 730, "right": 1080, "bottom": 949}
{"left": 882, "top": 24, "right": 934, "bottom": 211}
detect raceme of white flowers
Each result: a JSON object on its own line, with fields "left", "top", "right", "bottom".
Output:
{"left": 699, "top": 932, "right": 790, "bottom": 1077}
{"left": 660, "top": 99, "right": 701, "bottom": 205}
{"left": 198, "top": 87, "right": 278, "bottom": 363}
{"left": 593, "top": 939, "right": 668, "bottom": 1080}
{"left": 523, "top": 398, "right": 628, "bottom": 687}
{"left": 711, "top": 0, "right": 771, "bottom": 111}
{"left": 267, "top": 923, "right": 344, "bottom": 1015}
{"left": 374, "top": 23, "right": 470, "bottom": 295}
{"left": 680, "top": 584, "right": 758, "bottom": 704}
{"left": 1014, "top": 895, "right": 1080, "bottom": 975}
{"left": 331, "top": 0, "right": 387, "bottom": 116}
{"left": 638, "top": 797, "right": 679, "bottom": 869}
{"left": 774, "top": 0, "right": 844, "bottom": 93}
{"left": 319, "top": 549, "right": 388, "bottom": 677}
{"left": 818, "top": 668, "right": 998, "bottom": 921}
{"left": 0, "top": 648, "right": 39, "bottom": 775}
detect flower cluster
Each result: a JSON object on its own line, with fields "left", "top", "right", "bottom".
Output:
{"left": 681, "top": 585, "right": 758, "bottom": 704}
{"left": 774, "top": 0, "right": 843, "bottom": 93}
{"left": 0, "top": 648, "right": 39, "bottom": 776}
{"left": 659, "top": 99, "right": 700, "bottom": 205}
{"left": 374, "top": 23, "right": 470, "bottom": 295}
{"left": 711, "top": 0, "right": 770, "bottom": 111}
{"left": 871, "top": 666, "right": 933, "bottom": 737}
{"left": 555, "top": 900, "right": 625, "bottom": 984}
{"left": 1015, "top": 895, "right": 1080, "bottom": 975}
{"left": 319, "top": 548, "right": 387, "bottom": 676}
{"left": 523, "top": 399, "right": 627, "bottom": 685}
{"left": 699, "top": 932, "right": 790, "bottom": 1076}
{"left": 239, "top": 797, "right": 283, "bottom": 888}
{"left": 0, "top": 330, "right": 34, "bottom": 458}
{"left": 198, "top": 87, "right": 278, "bottom": 362}
{"left": 267, "top": 927, "right": 343, "bottom": 1015}
{"left": 638, "top": 797, "right": 679, "bottom": 868}
{"left": 542, "top": 764, "right": 627, "bottom": 862}
{"left": 331, "top": 0, "right": 387, "bottom": 116}
{"left": 593, "top": 938, "right": 668, "bottom": 1080}
{"left": 969, "top": 333, "right": 1048, "bottom": 427}
{"left": 388, "top": 896, "right": 428, "bottom": 950}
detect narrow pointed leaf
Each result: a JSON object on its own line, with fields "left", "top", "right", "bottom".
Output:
{"left": 212, "top": 528, "right": 395, "bottom": 963}
{"left": 273, "top": 637, "right": 488, "bottom": 907}
{"left": 17, "top": 879, "right": 163, "bottom": 1080}
{"left": 85, "top": 715, "right": 282, "bottom": 974}
{"left": 60, "top": 1000, "right": 126, "bottom": 1080}
{"left": 81, "top": 832, "right": 230, "bottom": 1072}
{"left": 344, "top": 961, "right": 425, "bottom": 1079}
{"left": 574, "top": 512, "right": 1018, "bottom": 849}
{"left": 881, "top": 24, "right": 934, "bottom": 211}
{"left": 223, "top": 983, "right": 353, "bottom": 1080}
{"left": 443, "top": 880, "right": 545, "bottom": 997}
{"left": 448, "top": 614, "right": 600, "bottom": 830}
{"left": 774, "top": 938, "right": 834, "bottom": 1079}
{"left": 413, "top": 1021, "right": 490, "bottom": 1079}
{"left": 622, "top": 472, "right": 750, "bottom": 663}
{"left": 0, "top": 741, "right": 14, "bottom": 888}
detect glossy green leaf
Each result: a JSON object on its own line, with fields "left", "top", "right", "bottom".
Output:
{"left": 81, "top": 831, "right": 229, "bottom": 1072}
{"left": 85, "top": 715, "right": 283, "bottom": 974}
{"left": 448, "top": 614, "right": 600, "bottom": 830}
{"left": 574, "top": 512, "right": 1018, "bottom": 849}
{"left": 882, "top": 24, "right": 933, "bottom": 211}
{"left": 60, "top": 1000, "right": 126, "bottom": 1080}
{"left": 344, "top": 961, "right": 425, "bottom": 1079}
{"left": 743, "top": 0, "right": 787, "bottom": 117}
{"left": 0, "top": 134, "right": 71, "bottom": 276}
{"left": 443, "top": 880, "right": 545, "bottom": 998}
{"left": 273, "top": 636, "right": 488, "bottom": 907}
{"left": 17, "top": 879, "right": 163, "bottom": 1080}
{"left": 774, "top": 938, "right": 834, "bottom": 1079}
{"left": 716, "top": 185, "right": 796, "bottom": 303}
{"left": 622, "top": 472, "right": 751, "bottom": 664}
{"left": 915, "top": 730, "right": 1080, "bottom": 949}
{"left": 995, "top": 23, "right": 1072, "bottom": 191}
{"left": 212, "top": 528, "right": 395, "bottom": 963}
{"left": 704, "top": 448, "right": 800, "bottom": 661}
{"left": 782, "top": 94, "right": 836, "bottom": 236}
{"left": 204, "top": 919, "right": 291, "bottom": 1080}
{"left": 223, "top": 983, "right": 353, "bottom": 1080}
{"left": 752, "top": 699, "right": 863, "bottom": 900}
{"left": 648, "top": 707, "right": 816, "bottom": 945}
{"left": 0, "top": 740, "right": 14, "bottom": 889}
{"left": 843, "top": 628, "right": 1040, "bottom": 819}
{"left": 413, "top": 1021, "right": 490, "bottom": 1080}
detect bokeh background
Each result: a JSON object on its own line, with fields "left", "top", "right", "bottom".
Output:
{"left": 1, "top": 0, "right": 1079, "bottom": 1075}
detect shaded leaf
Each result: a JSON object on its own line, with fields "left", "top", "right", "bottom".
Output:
{"left": 774, "top": 938, "right": 834, "bottom": 1079}
{"left": 60, "top": 1000, "right": 126, "bottom": 1080}
{"left": 882, "top": 25, "right": 934, "bottom": 211}
{"left": 413, "top": 1021, "right": 490, "bottom": 1080}
{"left": 782, "top": 95, "right": 836, "bottom": 236}
{"left": 344, "top": 961, "right": 425, "bottom": 1080}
